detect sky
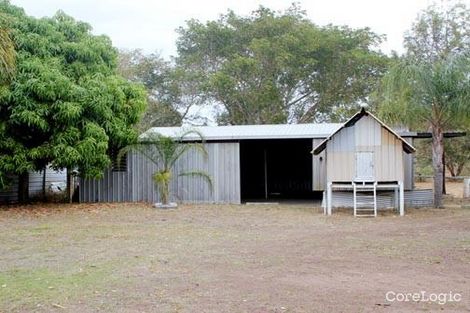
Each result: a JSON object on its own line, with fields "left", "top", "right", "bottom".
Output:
{"left": 9, "top": 0, "right": 441, "bottom": 59}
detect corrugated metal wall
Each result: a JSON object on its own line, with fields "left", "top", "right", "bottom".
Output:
{"left": 324, "top": 189, "right": 433, "bottom": 209}
{"left": 80, "top": 142, "right": 241, "bottom": 204}
{"left": 0, "top": 168, "right": 67, "bottom": 203}
{"left": 326, "top": 122, "right": 356, "bottom": 180}
{"left": 80, "top": 169, "right": 130, "bottom": 203}
{"left": 377, "top": 127, "right": 404, "bottom": 182}
{"left": 327, "top": 115, "right": 405, "bottom": 183}
{"left": 29, "top": 167, "right": 66, "bottom": 197}
{"left": 312, "top": 138, "right": 326, "bottom": 191}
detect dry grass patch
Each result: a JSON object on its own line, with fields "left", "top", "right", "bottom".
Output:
{"left": 0, "top": 203, "right": 469, "bottom": 312}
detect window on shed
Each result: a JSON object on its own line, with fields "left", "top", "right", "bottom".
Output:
{"left": 110, "top": 148, "right": 127, "bottom": 172}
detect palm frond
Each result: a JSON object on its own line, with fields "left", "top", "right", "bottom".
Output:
{"left": 171, "top": 142, "right": 208, "bottom": 168}
{"left": 178, "top": 170, "right": 213, "bottom": 193}
{"left": 118, "top": 142, "right": 162, "bottom": 168}
{"left": 378, "top": 52, "right": 470, "bottom": 130}
{"left": 122, "top": 128, "right": 212, "bottom": 202}
{"left": 170, "top": 129, "right": 208, "bottom": 168}
{"left": 177, "top": 129, "right": 205, "bottom": 142}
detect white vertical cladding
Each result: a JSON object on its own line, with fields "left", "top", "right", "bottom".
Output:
{"left": 355, "top": 115, "right": 381, "bottom": 149}
{"left": 312, "top": 138, "right": 326, "bottom": 190}
{"left": 325, "top": 115, "right": 406, "bottom": 184}
{"left": 326, "top": 124, "right": 355, "bottom": 182}
{"left": 378, "top": 127, "right": 404, "bottom": 182}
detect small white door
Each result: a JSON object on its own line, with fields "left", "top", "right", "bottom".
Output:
{"left": 356, "top": 152, "right": 374, "bottom": 180}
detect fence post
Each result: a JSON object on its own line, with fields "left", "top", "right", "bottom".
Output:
{"left": 464, "top": 179, "right": 470, "bottom": 199}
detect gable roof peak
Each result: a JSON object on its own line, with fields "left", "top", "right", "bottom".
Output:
{"left": 312, "top": 108, "right": 416, "bottom": 155}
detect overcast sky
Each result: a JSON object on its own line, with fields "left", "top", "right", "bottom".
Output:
{"left": 9, "top": 0, "right": 442, "bottom": 59}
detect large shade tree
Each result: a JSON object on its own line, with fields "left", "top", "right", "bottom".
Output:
{"left": 0, "top": 2, "right": 146, "bottom": 200}
{"left": 0, "top": 12, "right": 15, "bottom": 82}
{"left": 378, "top": 1, "right": 470, "bottom": 207}
{"left": 118, "top": 49, "right": 183, "bottom": 130}
{"left": 175, "top": 5, "right": 389, "bottom": 125}
{"left": 404, "top": 1, "right": 469, "bottom": 62}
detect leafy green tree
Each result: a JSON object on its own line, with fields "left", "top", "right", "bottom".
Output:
{"left": 175, "top": 5, "right": 388, "bottom": 125}
{"left": 121, "top": 131, "right": 212, "bottom": 205}
{"left": 0, "top": 2, "right": 146, "bottom": 200}
{"left": 444, "top": 133, "right": 470, "bottom": 177}
{"left": 118, "top": 49, "right": 213, "bottom": 128}
{"left": 379, "top": 52, "right": 470, "bottom": 207}
{"left": 404, "top": 1, "right": 469, "bottom": 62}
{"left": 0, "top": 13, "right": 15, "bottom": 82}
{"left": 406, "top": 0, "right": 470, "bottom": 183}
{"left": 118, "top": 49, "right": 182, "bottom": 130}
{"left": 378, "top": 1, "right": 470, "bottom": 207}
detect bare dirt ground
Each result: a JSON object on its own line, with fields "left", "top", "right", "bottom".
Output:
{"left": 415, "top": 179, "right": 466, "bottom": 199}
{"left": 0, "top": 203, "right": 469, "bottom": 313}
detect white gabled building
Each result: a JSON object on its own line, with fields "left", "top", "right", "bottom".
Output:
{"left": 313, "top": 108, "right": 415, "bottom": 217}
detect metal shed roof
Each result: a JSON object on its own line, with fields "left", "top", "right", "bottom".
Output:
{"left": 141, "top": 123, "right": 343, "bottom": 141}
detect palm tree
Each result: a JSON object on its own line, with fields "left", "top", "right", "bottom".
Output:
{"left": 121, "top": 130, "right": 212, "bottom": 206}
{"left": 378, "top": 52, "right": 470, "bottom": 207}
{"left": 0, "top": 14, "right": 15, "bottom": 82}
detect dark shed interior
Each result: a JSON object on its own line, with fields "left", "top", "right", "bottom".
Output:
{"left": 240, "top": 139, "right": 318, "bottom": 202}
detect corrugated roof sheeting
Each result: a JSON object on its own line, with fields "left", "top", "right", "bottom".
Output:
{"left": 141, "top": 123, "right": 343, "bottom": 141}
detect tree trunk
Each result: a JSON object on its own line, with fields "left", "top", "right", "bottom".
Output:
{"left": 442, "top": 152, "right": 446, "bottom": 195}
{"left": 66, "top": 168, "right": 72, "bottom": 203}
{"left": 432, "top": 126, "right": 444, "bottom": 208}
{"left": 18, "top": 172, "right": 29, "bottom": 203}
{"left": 446, "top": 162, "right": 456, "bottom": 177}
{"left": 456, "top": 163, "right": 464, "bottom": 177}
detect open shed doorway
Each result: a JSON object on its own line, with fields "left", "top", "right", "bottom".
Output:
{"left": 240, "top": 139, "right": 319, "bottom": 202}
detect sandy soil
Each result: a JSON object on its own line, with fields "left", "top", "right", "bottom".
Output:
{"left": 0, "top": 203, "right": 469, "bottom": 313}
{"left": 415, "top": 179, "right": 468, "bottom": 199}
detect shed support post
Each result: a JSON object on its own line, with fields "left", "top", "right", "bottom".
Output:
{"left": 353, "top": 182, "right": 357, "bottom": 217}
{"left": 399, "top": 181, "right": 404, "bottom": 216}
{"left": 327, "top": 182, "right": 332, "bottom": 215}
{"left": 394, "top": 186, "right": 399, "bottom": 212}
